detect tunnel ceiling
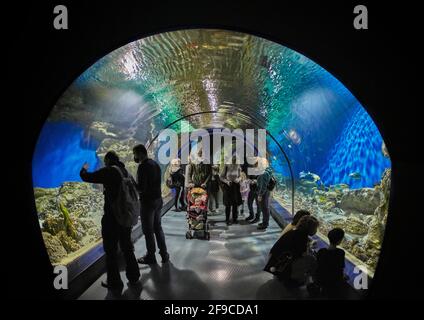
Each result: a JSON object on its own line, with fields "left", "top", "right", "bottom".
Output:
{"left": 47, "top": 28, "right": 390, "bottom": 185}
{"left": 53, "top": 29, "right": 357, "bottom": 138}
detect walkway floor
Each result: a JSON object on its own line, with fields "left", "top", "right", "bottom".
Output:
{"left": 79, "top": 206, "right": 313, "bottom": 300}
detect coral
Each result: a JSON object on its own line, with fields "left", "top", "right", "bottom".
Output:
{"left": 35, "top": 182, "right": 104, "bottom": 264}
{"left": 42, "top": 214, "right": 64, "bottom": 235}
{"left": 337, "top": 188, "right": 381, "bottom": 215}
{"left": 274, "top": 167, "right": 392, "bottom": 274}
{"left": 42, "top": 232, "right": 67, "bottom": 264}
{"left": 56, "top": 231, "right": 81, "bottom": 253}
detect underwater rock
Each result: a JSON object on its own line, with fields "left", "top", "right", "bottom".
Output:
{"left": 364, "top": 216, "right": 384, "bottom": 248}
{"left": 364, "top": 168, "right": 391, "bottom": 250}
{"left": 382, "top": 142, "right": 389, "bottom": 158}
{"left": 56, "top": 230, "right": 81, "bottom": 253}
{"left": 42, "top": 214, "right": 64, "bottom": 236}
{"left": 329, "top": 207, "right": 345, "bottom": 215}
{"left": 344, "top": 215, "right": 369, "bottom": 235}
{"left": 96, "top": 138, "right": 141, "bottom": 178}
{"left": 337, "top": 188, "right": 381, "bottom": 215}
{"left": 327, "top": 215, "right": 368, "bottom": 235}
{"left": 42, "top": 232, "right": 67, "bottom": 264}
{"left": 35, "top": 182, "right": 103, "bottom": 259}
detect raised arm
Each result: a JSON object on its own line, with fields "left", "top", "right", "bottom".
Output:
{"left": 80, "top": 167, "right": 109, "bottom": 184}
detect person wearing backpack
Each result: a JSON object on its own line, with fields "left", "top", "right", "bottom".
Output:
{"left": 256, "top": 157, "right": 275, "bottom": 230}
{"left": 133, "top": 144, "right": 169, "bottom": 265}
{"left": 167, "top": 158, "right": 186, "bottom": 212}
{"left": 80, "top": 151, "right": 140, "bottom": 293}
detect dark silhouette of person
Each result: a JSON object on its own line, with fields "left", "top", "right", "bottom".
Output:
{"left": 80, "top": 151, "right": 140, "bottom": 292}
{"left": 315, "top": 228, "right": 350, "bottom": 298}
{"left": 220, "top": 156, "right": 242, "bottom": 225}
{"left": 245, "top": 157, "right": 261, "bottom": 222}
{"left": 264, "top": 215, "right": 319, "bottom": 287}
{"left": 256, "top": 158, "right": 273, "bottom": 230}
{"left": 169, "top": 158, "right": 186, "bottom": 212}
{"left": 281, "top": 210, "right": 311, "bottom": 235}
{"left": 207, "top": 165, "right": 220, "bottom": 213}
{"left": 133, "top": 144, "right": 169, "bottom": 265}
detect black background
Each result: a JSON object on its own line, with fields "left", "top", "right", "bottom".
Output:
{"left": 5, "top": 0, "right": 420, "bottom": 303}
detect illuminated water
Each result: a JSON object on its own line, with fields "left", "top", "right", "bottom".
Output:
{"left": 32, "top": 29, "right": 391, "bottom": 274}
{"left": 319, "top": 104, "right": 391, "bottom": 188}
{"left": 32, "top": 121, "right": 100, "bottom": 188}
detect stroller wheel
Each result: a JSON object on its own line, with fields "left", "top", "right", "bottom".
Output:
{"left": 185, "top": 231, "right": 192, "bottom": 239}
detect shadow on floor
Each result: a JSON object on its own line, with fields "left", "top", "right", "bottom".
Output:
{"left": 140, "top": 262, "right": 212, "bottom": 300}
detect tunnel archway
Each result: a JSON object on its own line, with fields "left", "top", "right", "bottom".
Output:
{"left": 32, "top": 29, "right": 391, "bottom": 286}
{"left": 147, "top": 110, "right": 296, "bottom": 215}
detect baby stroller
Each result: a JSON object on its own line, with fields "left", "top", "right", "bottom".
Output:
{"left": 185, "top": 187, "right": 210, "bottom": 240}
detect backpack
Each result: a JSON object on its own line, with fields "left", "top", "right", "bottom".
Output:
{"left": 166, "top": 176, "right": 175, "bottom": 188}
{"left": 267, "top": 175, "right": 277, "bottom": 191}
{"left": 111, "top": 166, "right": 140, "bottom": 227}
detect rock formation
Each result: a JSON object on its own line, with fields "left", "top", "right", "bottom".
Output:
{"left": 35, "top": 182, "right": 103, "bottom": 265}
{"left": 274, "top": 168, "right": 392, "bottom": 273}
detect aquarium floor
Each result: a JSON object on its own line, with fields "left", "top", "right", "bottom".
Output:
{"left": 79, "top": 206, "right": 330, "bottom": 300}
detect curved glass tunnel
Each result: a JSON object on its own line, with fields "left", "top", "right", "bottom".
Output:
{"left": 32, "top": 29, "right": 391, "bottom": 293}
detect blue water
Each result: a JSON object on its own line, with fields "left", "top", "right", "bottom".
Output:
{"left": 32, "top": 121, "right": 100, "bottom": 188}
{"left": 318, "top": 104, "right": 391, "bottom": 188}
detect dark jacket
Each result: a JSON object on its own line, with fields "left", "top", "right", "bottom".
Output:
{"left": 257, "top": 167, "right": 273, "bottom": 196}
{"left": 170, "top": 168, "right": 185, "bottom": 188}
{"left": 270, "top": 229, "right": 309, "bottom": 259}
{"left": 80, "top": 162, "right": 128, "bottom": 215}
{"left": 316, "top": 248, "right": 346, "bottom": 287}
{"left": 187, "top": 162, "right": 211, "bottom": 187}
{"left": 137, "top": 158, "right": 162, "bottom": 203}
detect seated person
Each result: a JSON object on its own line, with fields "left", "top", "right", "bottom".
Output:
{"left": 264, "top": 215, "right": 319, "bottom": 287}
{"left": 281, "top": 209, "right": 311, "bottom": 235}
{"left": 315, "top": 228, "right": 349, "bottom": 298}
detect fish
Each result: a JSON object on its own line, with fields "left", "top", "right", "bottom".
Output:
{"left": 299, "top": 171, "right": 321, "bottom": 182}
{"left": 349, "top": 172, "right": 362, "bottom": 179}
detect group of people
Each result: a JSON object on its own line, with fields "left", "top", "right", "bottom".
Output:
{"left": 265, "top": 210, "right": 350, "bottom": 298}
{"left": 80, "top": 145, "right": 349, "bottom": 298}
{"left": 80, "top": 144, "right": 168, "bottom": 292}
{"left": 166, "top": 149, "right": 275, "bottom": 230}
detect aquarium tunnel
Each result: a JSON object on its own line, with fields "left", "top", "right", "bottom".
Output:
{"left": 32, "top": 29, "right": 391, "bottom": 299}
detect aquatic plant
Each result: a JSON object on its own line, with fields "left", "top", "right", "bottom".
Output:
{"left": 58, "top": 201, "right": 77, "bottom": 240}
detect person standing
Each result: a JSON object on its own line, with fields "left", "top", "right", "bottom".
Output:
{"left": 239, "top": 171, "right": 250, "bottom": 217}
{"left": 186, "top": 148, "right": 211, "bottom": 189}
{"left": 207, "top": 164, "right": 220, "bottom": 213}
{"left": 168, "top": 158, "right": 186, "bottom": 212}
{"left": 245, "top": 157, "right": 261, "bottom": 223}
{"left": 80, "top": 151, "right": 140, "bottom": 292}
{"left": 256, "top": 158, "right": 273, "bottom": 230}
{"left": 133, "top": 144, "right": 169, "bottom": 265}
{"left": 220, "top": 155, "right": 242, "bottom": 225}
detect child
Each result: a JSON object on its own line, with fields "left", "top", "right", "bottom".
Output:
{"left": 314, "top": 228, "right": 349, "bottom": 298}
{"left": 239, "top": 171, "right": 250, "bottom": 216}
